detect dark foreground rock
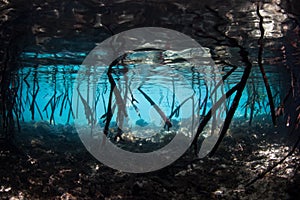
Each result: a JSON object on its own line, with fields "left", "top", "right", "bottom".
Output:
{"left": 1, "top": 118, "right": 300, "bottom": 200}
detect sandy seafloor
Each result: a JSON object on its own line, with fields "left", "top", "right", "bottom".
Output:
{"left": 1, "top": 115, "right": 300, "bottom": 200}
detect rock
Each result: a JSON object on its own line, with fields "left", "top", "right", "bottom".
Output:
{"left": 136, "top": 119, "right": 149, "bottom": 127}
{"left": 60, "top": 192, "right": 77, "bottom": 200}
{"left": 34, "top": 121, "right": 52, "bottom": 133}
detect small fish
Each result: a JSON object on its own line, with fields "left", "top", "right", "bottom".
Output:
{"left": 136, "top": 119, "right": 149, "bottom": 127}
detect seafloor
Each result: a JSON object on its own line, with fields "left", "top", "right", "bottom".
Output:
{"left": 1, "top": 116, "right": 300, "bottom": 200}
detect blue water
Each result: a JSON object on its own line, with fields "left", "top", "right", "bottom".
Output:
{"left": 16, "top": 50, "right": 275, "bottom": 130}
